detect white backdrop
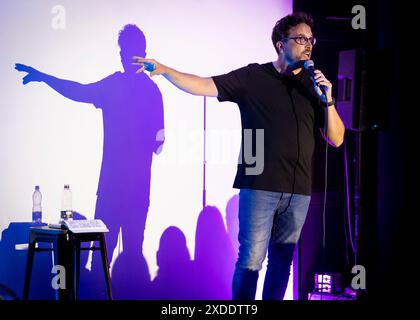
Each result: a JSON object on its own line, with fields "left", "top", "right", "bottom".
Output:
{"left": 0, "top": 0, "right": 293, "bottom": 299}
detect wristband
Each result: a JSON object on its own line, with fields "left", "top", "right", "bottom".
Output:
{"left": 325, "top": 97, "right": 335, "bottom": 107}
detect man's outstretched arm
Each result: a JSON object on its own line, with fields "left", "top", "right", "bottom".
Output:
{"left": 132, "top": 57, "right": 218, "bottom": 97}
{"left": 15, "top": 63, "right": 96, "bottom": 104}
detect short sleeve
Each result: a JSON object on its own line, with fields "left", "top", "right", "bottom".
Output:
{"left": 87, "top": 72, "right": 119, "bottom": 108}
{"left": 212, "top": 66, "right": 249, "bottom": 103}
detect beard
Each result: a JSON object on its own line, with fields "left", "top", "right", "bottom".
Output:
{"left": 285, "top": 50, "right": 311, "bottom": 64}
{"left": 299, "top": 50, "right": 311, "bottom": 60}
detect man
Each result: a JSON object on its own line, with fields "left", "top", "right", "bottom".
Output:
{"left": 134, "top": 12, "right": 344, "bottom": 300}
{"left": 15, "top": 25, "right": 164, "bottom": 298}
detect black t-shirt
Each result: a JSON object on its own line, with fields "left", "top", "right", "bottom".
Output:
{"left": 212, "top": 62, "right": 324, "bottom": 195}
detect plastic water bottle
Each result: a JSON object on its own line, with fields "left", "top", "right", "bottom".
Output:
{"left": 61, "top": 184, "right": 73, "bottom": 221}
{"left": 32, "top": 185, "right": 42, "bottom": 223}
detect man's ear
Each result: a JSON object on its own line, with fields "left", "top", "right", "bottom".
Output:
{"left": 276, "top": 41, "right": 283, "bottom": 52}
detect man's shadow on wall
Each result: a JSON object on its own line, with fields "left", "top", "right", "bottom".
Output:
{"left": 16, "top": 24, "right": 164, "bottom": 299}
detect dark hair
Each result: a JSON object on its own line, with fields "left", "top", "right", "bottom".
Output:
{"left": 271, "top": 12, "right": 314, "bottom": 53}
{"left": 118, "top": 24, "right": 146, "bottom": 51}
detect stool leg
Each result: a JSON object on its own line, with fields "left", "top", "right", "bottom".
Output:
{"left": 99, "top": 234, "right": 113, "bottom": 300}
{"left": 75, "top": 241, "right": 80, "bottom": 300}
{"left": 23, "top": 239, "right": 36, "bottom": 300}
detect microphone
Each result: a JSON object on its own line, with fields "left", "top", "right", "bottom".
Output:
{"left": 303, "top": 60, "right": 326, "bottom": 95}
{"left": 303, "top": 59, "right": 316, "bottom": 76}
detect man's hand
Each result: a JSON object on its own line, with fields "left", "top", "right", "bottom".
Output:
{"left": 131, "top": 57, "right": 166, "bottom": 77}
{"left": 311, "top": 69, "right": 333, "bottom": 103}
{"left": 15, "top": 63, "right": 45, "bottom": 84}
{"left": 132, "top": 56, "right": 218, "bottom": 97}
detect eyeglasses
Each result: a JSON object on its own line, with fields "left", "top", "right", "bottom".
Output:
{"left": 282, "top": 35, "right": 316, "bottom": 46}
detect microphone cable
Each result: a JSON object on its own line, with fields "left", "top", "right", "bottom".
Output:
{"left": 322, "top": 95, "right": 329, "bottom": 250}
{"left": 308, "top": 63, "right": 331, "bottom": 300}
{"left": 320, "top": 96, "right": 329, "bottom": 301}
{"left": 286, "top": 71, "right": 330, "bottom": 300}
{"left": 304, "top": 60, "right": 330, "bottom": 268}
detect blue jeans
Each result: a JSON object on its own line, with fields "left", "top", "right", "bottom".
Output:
{"left": 232, "top": 188, "right": 311, "bottom": 300}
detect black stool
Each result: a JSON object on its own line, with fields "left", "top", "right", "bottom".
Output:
{"left": 23, "top": 226, "right": 112, "bottom": 300}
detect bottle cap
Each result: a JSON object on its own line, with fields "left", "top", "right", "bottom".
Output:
{"left": 35, "top": 185, "right": 40, "bottom": 190}
{"left": 64, "top": 184, "right": 70, "bottom": 189}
